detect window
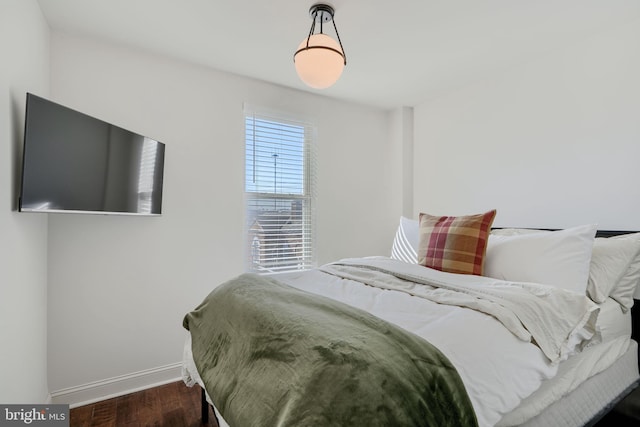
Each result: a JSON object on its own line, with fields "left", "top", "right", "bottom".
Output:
{"left": 244, "top": 106, "right": 316, "bottom": 273}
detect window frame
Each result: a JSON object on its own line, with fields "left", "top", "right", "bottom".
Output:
{"left": 243, "top": 105, "right": 317, "bottom": 274}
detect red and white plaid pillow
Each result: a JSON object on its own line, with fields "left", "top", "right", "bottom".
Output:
{"left": 418, "top": 210, "right": 497, "bottom": 275}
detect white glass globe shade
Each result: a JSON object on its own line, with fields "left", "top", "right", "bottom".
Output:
{"left": 294, "top": 33, "right": 345, "bottom": 89}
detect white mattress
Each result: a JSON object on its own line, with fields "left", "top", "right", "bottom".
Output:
{"left": 182, "top": 267, "right": 635, "bottom": 427}
{"left": 519, "top": 339, "right": 639, "bottom": 427}
{"left": 498, "top": 297, "right": 633, "bottom": 425}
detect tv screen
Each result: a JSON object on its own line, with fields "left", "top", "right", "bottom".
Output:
{"left": 19, "top": 93, "right": 165, "bottom": 215}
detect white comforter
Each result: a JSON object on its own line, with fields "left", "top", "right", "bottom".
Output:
{"left": 273, "top": 257, "right": 600, "bottom": 427}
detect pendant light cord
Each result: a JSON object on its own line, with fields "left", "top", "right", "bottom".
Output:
{"left": 332, "top": 17, "right": 346, "bottom": 65}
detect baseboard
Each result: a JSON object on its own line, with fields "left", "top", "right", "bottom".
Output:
{"left": 49, "top": 362, "right": 182, "bottom": 408}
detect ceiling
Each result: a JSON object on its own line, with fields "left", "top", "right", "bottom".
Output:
{"left": 36, "top": 0, "right": 640, "bottom": 110}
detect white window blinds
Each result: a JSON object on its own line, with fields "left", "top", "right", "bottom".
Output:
{"left": 244, "top": 106, "right": 316, "bottom": 273}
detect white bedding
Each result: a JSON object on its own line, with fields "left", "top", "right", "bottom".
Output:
{"left": 183, "top": 257, "right": 625, "bottom": 427}
{"left": 594, "top": 296, "right": 633, "bottom": 342}
{"left": 498, "top": 297, "right": 632, "bottom": 425}
{"left": 319, "top": 257, "right": 599, "bottom": 363}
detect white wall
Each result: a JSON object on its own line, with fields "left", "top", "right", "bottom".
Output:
{"left": 413, "top": 17, "right": 640, "bottom": 229}
{"left": 389, "top": 107, "right": 414, "bottom": 218}
{"left": 47, "top": 33, "right": 397, "bottom": 400}
{"left": 0, "top": 0, "right": 50, "bottom": 403}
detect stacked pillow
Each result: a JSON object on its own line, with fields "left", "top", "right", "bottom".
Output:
{"left": 489, "top": 227, "right": 640, "bottom": 310}
{"left": 587, "top": 233, "right": 640, "bottom": 311}
{"left": 390, "top": 214, "right": 640, "bottom": 309}
{"left": 391, "top": 216, "right": 419, "bottom": 264}
{"left": 417, "top": 210, "right": 496, "bottom": 276}
{"left": 390, "top": 210, "right": 496, "bottom": 275}
{"left": 485, "top": 224, "right": 597, "bottom": 294}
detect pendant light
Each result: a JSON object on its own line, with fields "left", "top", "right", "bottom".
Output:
{"left": 294, "top": 3, "right": 347, "bottom": 89}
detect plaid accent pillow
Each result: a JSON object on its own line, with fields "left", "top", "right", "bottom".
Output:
{"left": 418, "top": 210, "right": 497, "bottom": 275}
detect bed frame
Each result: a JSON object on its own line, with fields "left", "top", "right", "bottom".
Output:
{"left": 201, "top": 387, "right": 215, "bottom": 425}
{"left": 198, "top": 229, "right": 640, "bottom": 426}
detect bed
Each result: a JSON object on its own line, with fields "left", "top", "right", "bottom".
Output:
{"left": 182, "top": 216, "right": 640, "bottom": 427}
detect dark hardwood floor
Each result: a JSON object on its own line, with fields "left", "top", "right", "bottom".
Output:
{"left": 70, "top": 381, "right": 218, "bottom": 427}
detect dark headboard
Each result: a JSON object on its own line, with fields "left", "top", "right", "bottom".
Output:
{"left": 596, "top": 230, "right": 639, "bottom": 238}
{"left": 492, "top": 228, "right": 638, "bottom": 238}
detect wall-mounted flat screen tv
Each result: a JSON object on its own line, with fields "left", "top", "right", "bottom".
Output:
{"left": 19, "top": 93, "right": 165, "bottom": 215}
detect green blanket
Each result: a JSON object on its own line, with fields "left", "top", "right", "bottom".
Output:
{"left": 183, "top": 273, "right": 478, "bottom": 427}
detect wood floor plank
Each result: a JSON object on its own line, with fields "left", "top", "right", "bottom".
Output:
{"left": 69, "top": 404, "right": 93, "bottom": 427}
{"left": 162, "top": 407, "right": 187, "bottom": 427}
{"left": 114, "top": 392, "right": 138, "bottom": 426}
{"left": 161, "top": 381, "right": 182, "bottom": 412}
{"left": 89, "top": 399, "right": 117, "bottom": 427}
{"left": 137, "top": 386, "right": 162, "bottom": 427}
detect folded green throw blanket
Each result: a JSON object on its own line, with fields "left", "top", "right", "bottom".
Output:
{"left": 183, "top": 273, "right": 478, "bottom": 427}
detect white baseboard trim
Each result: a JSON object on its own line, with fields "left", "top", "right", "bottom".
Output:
{"left": 50, "top": 362, "right": 183, "bottom": 408}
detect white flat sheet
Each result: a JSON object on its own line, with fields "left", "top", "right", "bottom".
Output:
{"left": 182, "top": 258, "right": 606, "bottom": 427}
{"left": 595, "top": 297, "right": 632, "bottom": 343}
{"left": 498, "top": 297, "right": 632, "bottom": 425}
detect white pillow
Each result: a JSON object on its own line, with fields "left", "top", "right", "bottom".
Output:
{"left": 484, "top": 224, "right": 597, "bottom": 294}
{"left": 607, "top": 233, "right": 640, "bottom": 311}
{"left": 390, "top": 216, "right": 418, "bottom": 264}
{"left": 587, "top": 236, "right": 640, "bottom": 304}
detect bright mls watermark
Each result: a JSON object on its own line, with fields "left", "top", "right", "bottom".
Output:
{"left": 0, "top": 405, "right": 68, "bottom": 426}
